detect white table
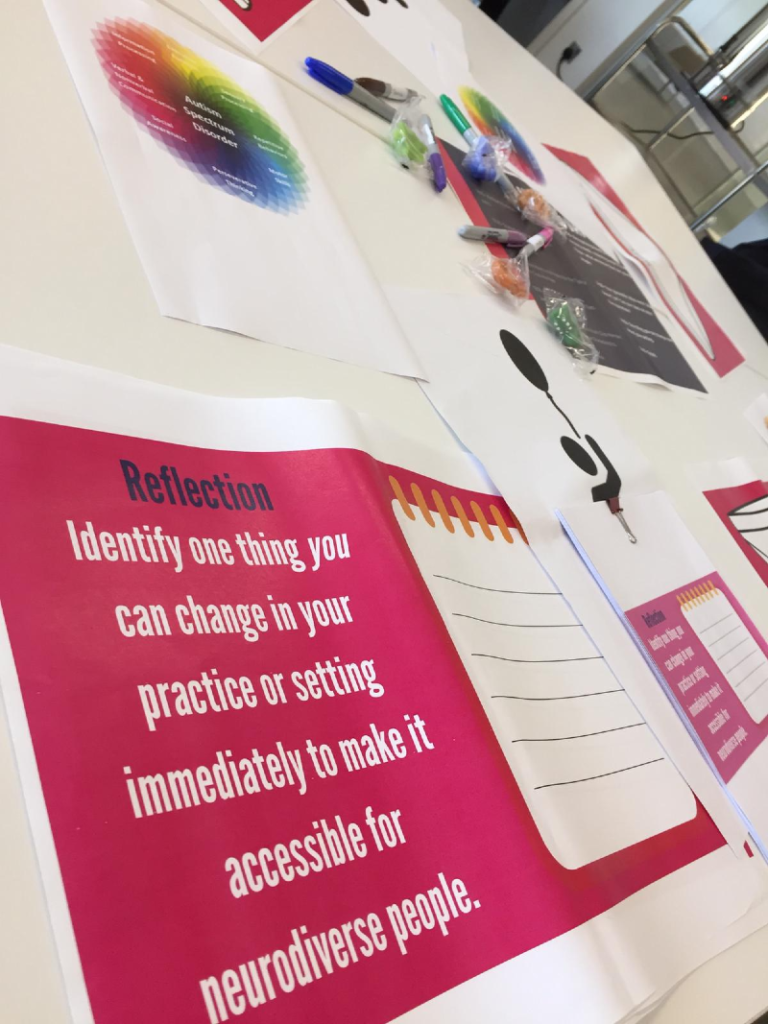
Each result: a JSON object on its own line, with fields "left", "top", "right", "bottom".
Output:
{"left": 3, "top": 0, "right": 768, "bottom": 1021}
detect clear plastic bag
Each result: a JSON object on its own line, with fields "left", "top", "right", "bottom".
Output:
{"left": 462, "top": 134, "right": 512, "bottom": 182}
{"left": 514, "top": 187, "right": 567, "bottom": 232}
{"left": 543, "top": 289, "right": 599, "bottom": 375}
{"left": 465, "top": 253, "right": 530, "bottom": 307}
{"left": 388, "top": 97, "right": 428, "bottom": 169}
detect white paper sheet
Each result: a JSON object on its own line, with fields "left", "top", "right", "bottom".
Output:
{"left": 385, "top": 287, "right": 659, "bottom": 514}
{"left": 328, "top": 0, "right": 468, "bottom": 97}
{"left": 558, "top": 490, "right": 768, "bottom": 853}
{"left": 42, "top": 0, "right": 423, "bottom": 378}
{"left": 394, "top": 503, "right": 695, "bottom": 869}
{"left": 384, "top": 286, "right": 752, "bottom": 851}
{"left": 745, "top": 393, "right": 768, "bottom": 446}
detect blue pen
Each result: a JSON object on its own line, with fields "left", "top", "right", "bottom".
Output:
{"left": 304, "top": 57, "right": 397, "bottom": 122}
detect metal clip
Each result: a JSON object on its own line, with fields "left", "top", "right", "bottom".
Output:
{"left": 608, "top": 496, "right": 638, "bottom": 544}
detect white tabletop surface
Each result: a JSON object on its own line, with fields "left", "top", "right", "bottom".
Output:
{"left": 3, "top": 0, "right": 768, "bottom": 1021}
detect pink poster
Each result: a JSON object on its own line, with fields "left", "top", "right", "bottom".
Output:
{"left": 546, "top": 146, "right": 745, "bottom": 377}
{"left": 627, "top": 573, "right": 768, "bottom": 780}
{"left": 205, "top": 0, "right": 314, "bottom": 43}
{"left": 704, "top": 478, "right": 768, "bottom": 588}
{"left": 0, "top": 414, "right": 726, "bottom": 1024}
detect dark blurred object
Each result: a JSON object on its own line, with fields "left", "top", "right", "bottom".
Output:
{"left": 667, "top": 44, "right": 708, "bottom": 76}
{"left": 702, "top": 235, "right": 768, "bottom": 339}
{"left": 490, "top": 0, "right": 572, "bottom": 48}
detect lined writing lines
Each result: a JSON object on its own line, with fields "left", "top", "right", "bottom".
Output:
{"left": 491, "top": 689, "right": 624, "bottom": 702}
{"left": 512, "top": 721, "right": 645, "bottom": 744}
{"left": 434, "top": 574, "right": 558, "bottom": 596}
{"left": 473, "top": 652, "right": 603, "bottom": 664}
{"left": 683, "top": 590, "right": 768, "bottom": 725}
{"left": 394, "top": 502, "right": 695, "bottom": 869}
{"left": 534, "top": 758, "right": 665, "bottom": 791}
{"left": 453, "top": 612, "right": 583, "bottom": 628}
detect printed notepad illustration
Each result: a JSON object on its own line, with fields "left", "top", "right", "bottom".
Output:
{"left": 390, "top": 476, "right": 695, "bottom": 870}
{"left": 679, "top": 581, "right": 768, "bottom": 725}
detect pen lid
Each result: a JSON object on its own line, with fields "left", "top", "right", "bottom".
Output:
{"left": 304, "top": 57, "right": 353, "bottom": 95}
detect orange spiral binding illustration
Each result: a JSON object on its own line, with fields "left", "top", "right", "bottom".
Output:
{"left": 388, "top": 475, "right": 527, "bottom": 544}
{"left": 677, "top": 580, "right": 718, "bottom": 611}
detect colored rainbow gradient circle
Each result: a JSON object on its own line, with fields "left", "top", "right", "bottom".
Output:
{"left": 93, "top": 19, "right": 308, "bottom": 213}
{"left": 458, "top": 86, "right": 545, "bottom": 185}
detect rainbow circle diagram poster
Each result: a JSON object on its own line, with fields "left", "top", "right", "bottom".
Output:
{"left": 92, "top": 19, "right": 309, "bottom": 213}
{"left": 42, "top": 0, "right": 422, "bottom": 379}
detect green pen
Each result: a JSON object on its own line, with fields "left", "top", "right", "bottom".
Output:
{"left": 440, "top": 94, "right": 478, "bottom": 146}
